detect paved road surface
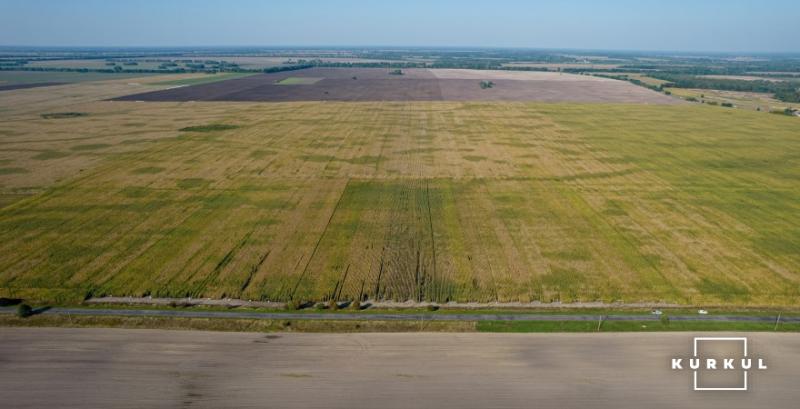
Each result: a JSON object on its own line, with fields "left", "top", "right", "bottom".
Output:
{"left": 1, "top": 306, "right": 798, "bottom": 323}
{"left": 1, "top": 328, "right": 798, "bottom": 408}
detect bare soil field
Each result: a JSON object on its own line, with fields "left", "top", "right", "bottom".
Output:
{"left": 1, "top": 328, "right": 798, "bottom": 409}
{"left": 0, "top": 82, "right": 66, "bottom": 92}
{"left": 502, "top": 62, "right": 623, "bottom": 69}
{"left": 113, "top": 67, "right": 678, "bottom": 103}
{"left": 429, "top": 69, "right": 617, "bottom": 81}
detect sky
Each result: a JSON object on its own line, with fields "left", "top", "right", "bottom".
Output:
{"left": 0, "top": 0, "right": 797, "bottom": 53}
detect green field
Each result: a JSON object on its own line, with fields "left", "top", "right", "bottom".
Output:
{"left": 22, "top": 59, "right": 164, "bottom": 70}
{"left": 0, "top": 70, "right": 159, "bottom": 85}
{"left": 0, "top": 100, "right": 799, "bottom": 306}
{"left": 276, "top": 77, "right": 325, "bottom": 85}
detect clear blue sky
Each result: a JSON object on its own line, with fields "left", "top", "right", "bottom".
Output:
{"left": 1, "top": 0, "right": 797, "bottom": 52}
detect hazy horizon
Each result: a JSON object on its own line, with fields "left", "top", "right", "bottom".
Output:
{"left": 1, "top": 45, "right": 799, "bottom": 57}
{"left": 1, "top": 0, "right": 798, "bottom": 53}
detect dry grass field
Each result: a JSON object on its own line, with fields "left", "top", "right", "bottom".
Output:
{"left": 0, "top": 75, "right": 799, "bottom": 306}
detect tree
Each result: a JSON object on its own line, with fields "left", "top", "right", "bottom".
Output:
{"left": 16, "top": 303, "right": 32, "bottom": 318}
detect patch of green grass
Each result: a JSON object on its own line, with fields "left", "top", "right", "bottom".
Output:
{"left": 70, "top": 144, "right": 110, "bottom": 151}
{"left": 179, "top": 124, "right": 240, "bottom": 133}
{"left": 477, "top": 320, "right": 800, "bottom": 332}
{"left": 697, "top": 277, "right": 750, "bottom": 302}
{"left": 32, "top": 151, "right": 70, "bottom": 160}
{"left": 343, "top": 155, "right": 382, "bottom": 165}
{"left": 0, "top": 314, "right": 476, "bottom": 333}
{"left": 298, "top": 154, "right": 381, "bottom": 165}
{"left": 478, "top": 320, "right": 599, "bottom": 332}
{"left": 276, "top": 77, "right": 324, "bottom": 85}
{"left": 3, "top": 311, "right": 797, "bottom": 333}
{"left": 119, "top": 186, "right": 151, "bottom": 198}
{"left": 176, "top": 178, "right": 211, "bottom": 190}
{"left": 396, "top": 148, "right": 442, "bottom": 154}
{"left": 0, "top": 167, "right": 29, "bottom": 175}
{"left": 250, "top": 149, "right": 278, "bottom": 159}
{"left": 131, "top": 167, "right": 166, "bottom": 175}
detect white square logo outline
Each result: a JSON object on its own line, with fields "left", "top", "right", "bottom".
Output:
{"left": 693, "top": 337, "right": 748, "bottom": 391}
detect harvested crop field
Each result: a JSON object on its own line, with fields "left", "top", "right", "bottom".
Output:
{"left": 1, "top": 81, "right": 799, "bottom": 306}
{"left": 113, "top": 68, "right": 679, "bottom": 103}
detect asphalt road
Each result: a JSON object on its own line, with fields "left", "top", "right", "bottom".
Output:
{"left": 1, "top": 328, "right": 798, "bottom": 409}
{"left": 1, "top": 306, "right": 798, "bottom": 323}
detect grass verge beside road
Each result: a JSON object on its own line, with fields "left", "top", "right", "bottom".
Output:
{"left": 0, "top": 315, "right": 475, "bottom": 333}
{"left": 477, "top": 320, "right": 800, "bottom": 333}
{"left": 2, "top": 305, "right": 799, "bottom": 333}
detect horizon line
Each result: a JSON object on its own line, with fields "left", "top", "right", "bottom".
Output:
{"left": 1, "top": 44, "right": 798, "bottom": 56}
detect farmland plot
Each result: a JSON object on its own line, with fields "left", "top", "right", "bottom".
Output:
{"left": 0, "top": 92, "right": 799, "bottom": 305}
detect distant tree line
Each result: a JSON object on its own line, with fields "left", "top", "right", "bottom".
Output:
{"left": 647, "top": 73, "right": 800, "bottom": 102}
{"left": 0, "top": 66, "right": 204, "bottom": 74}
{"left": 263, "top": 64, "right": 315, "bottom": 73}
{"left": 591, "top": 74, "right": 665, "bottom": 93}
{"left": 620, "top": 60, "right": 800, "bottom": 76}
{"left": 0, "top": 63, "right": 317, "bottom": 76}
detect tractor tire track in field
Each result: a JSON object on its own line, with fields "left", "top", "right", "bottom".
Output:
{"left": 425, "top": 180, "right": 439, "bottom": 301}
{"left": 194, "top": 230, "right": 256, "bottom": 295}
{"left": 239, "top": 249, "right": 271, "bottom": 295}
{"left": 290, "top": 178, "right": 350, "bottom": 301}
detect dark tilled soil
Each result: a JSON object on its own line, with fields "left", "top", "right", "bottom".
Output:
{"left": 113, "top": 68, "right": 679, "bottom": 104}
{"left": 438, "top": 79, "right": 677, "bottom": 103}
{"left": 212, "top": 78, "right": 444, "bottom": 101}
{"left": 0, "top": 82, "right": 66, "bottom": 92}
